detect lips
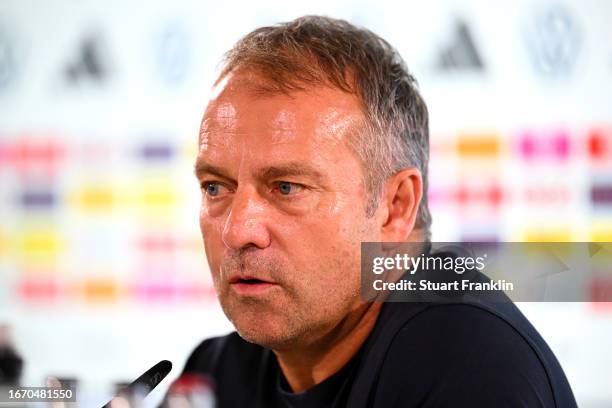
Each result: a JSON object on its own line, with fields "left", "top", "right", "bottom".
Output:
{"left": 228, "top": 275, "right": 278, "bottom": 296}
{"left": 229, "top": 275, "right": 274, "bottom": 285}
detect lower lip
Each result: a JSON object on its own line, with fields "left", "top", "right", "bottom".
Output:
{"left": 230, "top": 282, "right": 278, "bottom": 296}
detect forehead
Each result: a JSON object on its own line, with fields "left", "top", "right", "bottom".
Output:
{"left": 199, "top": 73, "right": 364, "bottom": 151}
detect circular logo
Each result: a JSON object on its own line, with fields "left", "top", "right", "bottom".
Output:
{"left": 0, "top": 25, "right": 18, "bottom": 91}
{"left": 155, "top": 22, "right": 191, "bottom": 86}
{"left": 524, "top": 5, "right": 581, "bottom": 77}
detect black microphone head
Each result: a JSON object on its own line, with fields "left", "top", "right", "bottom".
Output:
{"left": 102, "top": 360, "right": 172, "bottom": 408}
{"left": 127, "top": 360, "right": 172, "bottom": 395}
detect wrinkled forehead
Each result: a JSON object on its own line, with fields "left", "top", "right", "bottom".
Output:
{"left": 199, "top": 72, "right": 365, "bottom": 150}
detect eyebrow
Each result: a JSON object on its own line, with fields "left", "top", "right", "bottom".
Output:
{"left": 194, "top": 160, "right": 327, "bottom": 184}
{"left": 257, "top": 162, "right": 325, "bottom": 183}
{"left": 194, "top": 162, "right": 232, "bottom": 180}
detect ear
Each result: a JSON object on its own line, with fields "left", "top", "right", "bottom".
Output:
{"left": 380, "top": 168, "right": 423, "bottom": 242}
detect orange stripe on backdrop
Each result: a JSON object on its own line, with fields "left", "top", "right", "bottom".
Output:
{"left": 80, "top": 278, "right": 121, "bottom": 303}
{"left": 456, "top": 133, "right": 501, "bottom": 158}
{"left": 61, "top": 278, "right": 122, "bottom": 303}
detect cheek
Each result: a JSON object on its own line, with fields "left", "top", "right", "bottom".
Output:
{"left": 291, "top": 193, "right": 370, "bottom": 258}
{"left": 199, "top": 210, "right": 226, "bottom": 270}
{"left": 320, "top": 198, "right": 370, "bottom": 242}
{"left": 199, "top": 200, "right": 226, "bottom": 234}
{"left": 296, "top": 213, "right": 370, "bottom": 283}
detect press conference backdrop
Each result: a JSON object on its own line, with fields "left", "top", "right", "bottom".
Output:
{"left": 0, "top": 0, "right": 610, "bottom": 406}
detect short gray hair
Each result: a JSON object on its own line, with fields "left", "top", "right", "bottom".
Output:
{"left": 217, "top": 15, "right": 431, "bottom": 241}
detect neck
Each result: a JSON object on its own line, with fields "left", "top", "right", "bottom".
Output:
{"left": 273, "top": 301, "right": 382, "bottom": 393}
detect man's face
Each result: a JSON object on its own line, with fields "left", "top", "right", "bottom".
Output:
{"left": 196, "top": 73, "right": 381, "bottom": 349}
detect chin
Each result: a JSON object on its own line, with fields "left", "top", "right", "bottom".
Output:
{"left": 235, "top": 326, "right": 291, "bottom": 349}
{"left": 232, "top": 316, "right": 299, "bottom": 350}
{"left": 219, "top": 296, "right": 312, "bottom": 349}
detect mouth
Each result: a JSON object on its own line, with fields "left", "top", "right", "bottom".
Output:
{"left": 229, "top": 275, "right": 278, "bottom": 295}
{"left": 229, "top": 275, "right": 272, "bottom": 284}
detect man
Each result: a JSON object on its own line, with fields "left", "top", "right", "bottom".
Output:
{"left": 174, "top": 16, "right": 577, "bottom": 407}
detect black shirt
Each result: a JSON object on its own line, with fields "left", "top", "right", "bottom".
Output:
{"left": 173, "top": 297, "right": 577, "bottom": 407}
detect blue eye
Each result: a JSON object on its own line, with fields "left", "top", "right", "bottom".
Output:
{"left": 203, "top": 182, "right": 221, "bottom": 196}
{"left": 278, "top": 182, "right": 294, "bottom": 195}
{"left": 275, "top": 181, "right": 305, "bottom": 196}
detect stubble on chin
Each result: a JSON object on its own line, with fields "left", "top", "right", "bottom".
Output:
{"left": 211, "top": 257, "right": 302, "bottom": 348}
{"left": 221, "top": 293, "right": 310, "bottom": 349}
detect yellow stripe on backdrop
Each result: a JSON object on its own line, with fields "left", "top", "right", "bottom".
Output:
{"left": 522, "top": 228, "right": 573, "bottom": 242}
{"left": 591, "top": 222, "right": 612, "bottom": 242}
{"left": 68, "top": 185, "right": 117, "bottom": 213}
{"left": 16, "top": 228, "right": 64, "bottom": 265}
{"left": 0, "top": 229, "right": 6, "bottom": 260}
{"left": 129, "top": 178, "right": 182, "bottom": 215}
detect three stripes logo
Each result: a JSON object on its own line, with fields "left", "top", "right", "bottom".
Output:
{"left": 435, "top": 20, "right": 485, "bottom": 72}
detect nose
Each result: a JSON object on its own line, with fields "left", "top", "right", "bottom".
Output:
{"left": 221, "top": 186, "right": 271, "bottom": 250}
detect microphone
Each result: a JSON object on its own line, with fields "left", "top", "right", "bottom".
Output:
{"left": 101, "top": 360, "right": 172, "bottom": 407}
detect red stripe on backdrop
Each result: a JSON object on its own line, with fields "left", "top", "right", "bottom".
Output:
{"left": 588, "top": 128, "right": 612, "bottom": 161}
{"left": 5, "top": 137, "right": 66, "bottom": 173}
{"left": 17, "top": 278, "right": 60, "bottom": 302}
